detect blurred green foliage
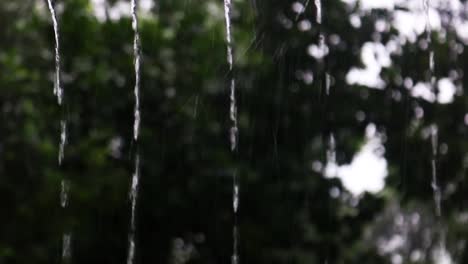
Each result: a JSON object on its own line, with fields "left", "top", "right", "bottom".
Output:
{"left": 1, "top": 0, "right": 468, "bottom": 263}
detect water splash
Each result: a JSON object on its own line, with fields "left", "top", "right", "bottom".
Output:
{"left": 46, "top": 0, "right": 63, "bottom": 105}
{"left": 430, "top": 125, "right": 441, "bottom": 217}
{"left": 127, "top": 154, "right": 140, "bottom": 264}
{"left": 223, "top": 1, "right": 240, "bottom": 263}
{"left": 131, "top": 0, "right": 142, "bottom": 141}
{"left": 62, "top": 233, "right": 72, "bottom": 261}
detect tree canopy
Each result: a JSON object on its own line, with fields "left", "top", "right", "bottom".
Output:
{"left": 1, "top": 0, "right": 468, "bottom": 263}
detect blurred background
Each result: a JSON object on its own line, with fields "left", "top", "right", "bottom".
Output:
{"left": 1, "top": 0, "right": 468, "bottom": 263}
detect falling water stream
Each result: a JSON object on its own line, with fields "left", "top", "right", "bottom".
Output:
{"left": 46, "top": 1, "right": 71, "bottom": 261}
{"left": 316, "top": 0, "right": 335, "bottom": 181}
{"left": 132, "top": 0, "right": 141, "bottom": 141}
{"left": 325, "top": 73, "right": 331, "bottom": 96}
{"left": 46, "top": 0, "right": 63, "bottom": 105}
{"left": 223, "top": 0, "right": 239, "bottom": 263}
{"left": 327, "top": 133, "right": 336, "bottom": 166}
{"left": 127, "top": 0, "right": 142, "bottom": 263}
{"left": 314, "top": 0, "right": 322, "bottom": 24}
{"left": 40, "top": 0, "right": 450, "bottom": 263}
{"left": 430, "top": 125, "right": 441, "bottom": 217}
{"left": 60, "top": 177, "right": 72, "bottom": 262}
{"left": 423, "top": 1, "right": 447, "bottom": 261}
{"left": 128, "top": 155, "right": 140, "bottom": 264}
{"left": 59, "top": 120, "right": 67, "bottom": 165}
{"left": 59, "top": 118, "right": 69, "bottom": 259}
{"left": 423, "top": 0, "right": 441, "bottom": 218}
{"left": 314, "top": 0, "right": 330, "bottom": 97}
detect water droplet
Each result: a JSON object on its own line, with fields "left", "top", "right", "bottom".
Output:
{"left": 233, "top": 184, "right": 239, "bottom": 212}
{"left": 62, "top": 233, "right": 72, "bottom": 260}
{"left": 59, "top": 120, "right": 67, "bottom": 165}
{"left": 314, "top": 0, "right": 322, "bottom": 24}
{"left": 60, "top": 179, "right": 70, "bottom": 208}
